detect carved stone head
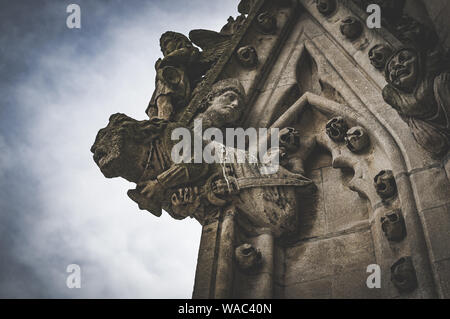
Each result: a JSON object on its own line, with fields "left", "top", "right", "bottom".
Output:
{"left": 316, "top": 0, "right": 336, "bottom": 16}
{"left": 374, "top": 170, "right": 397, "bottom": 200}
{"left": 369, "top": 44, "right": 393, "bottom": 70}
{"left": 381, "top": 210, "right": 407, "bottom": 242}
{"left": 384, "top": 48, "right": 419, "bottom": 93}
{"left": 160, "top": 31, "right": 193, "bottom": 56}
{"left": 235, "top": 243, "right": 262, "bottom": 272}
{"left": 345, "top": 126, "right": 370, "bottom": 153}
{"left": 237, "top": 46, "right": 258, "bottom": 68}
{"left": 91, "top": 114, "right": 166, "bottom": 183}
{"left": 256, "top": 12, "right": 277, "bottom": 34}
{"left": 391, "top": 257, "right": 418, "bottom": 293}
{"left": 326, "top": 117, "right": 348, "bottom": 142}
{"left": 340, "top": 17, "right": 363, "bottom": 40}
{"left": 197, "top": 79, "right": 246, "bottom": 128}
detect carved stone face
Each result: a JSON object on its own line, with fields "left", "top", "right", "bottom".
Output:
{"left": 201, "top": 90, "right": 244, "bottom": 128}
{"left": 386, "top": 49, "right": 419, "bottom": 93}
{"left": 374, "top": 170, "right": 397, "bottom": 200}
{"left": 90, "top": 114, "right": 151, "bottom": 183}
{"left": 369, "top": 44, "right": 393, "bottom": 70}
{"left": 237, "top": 46, "right": 258, "bottom": 68}
{"left": 381, "top": 210, "right": 407, "bottom": 242}
{"left": 326, "top": 117, "right": 348, "bottom": 142}
{"left": 391, "top": 257, "right": 418, "bottom": 293}
{"left": 235, "top": 243, "right": 262, "bottom": 272}
{"left": 316, "top": 0, "right": 336, "bottom": 16}
{"left": 345, "top": 126, "right": 370, "bottom": 153}
{"left": 340, "top": 16, "right": 363, "bottom": 40}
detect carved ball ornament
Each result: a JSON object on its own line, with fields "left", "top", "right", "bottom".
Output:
{"left": 326, "top": 117, "right": 348, "bottom": 142}
{"left": 279, "top": 127, "right": 301, "bottom": 149}
{"left": 235, "top": 243, "right": 262, "bottom": 272}
{"left": 345, "top": 126, "right": 370, "bottom": 153}
{"left": 316, "top": 0, "right": 337, "bottom": 16}
{"left": 381, "top": 210, "right": 406, "bottom": 242}
{"left": 256, "top": 11, "right": 277, "bottom": 34}
{"left": 374, "top": 170, "right": 397, "bottom": 200}
{"left": 391, "top": 257, "right": 418, "bottom": 293}
{"left": 237, "top": 46, "right": 258, "bottom": 68}
{"left": 340, "top": 17, "right": 363, "bottom": 40}
{"left": 369, "top": 44, "right": 394, "bottom": 70}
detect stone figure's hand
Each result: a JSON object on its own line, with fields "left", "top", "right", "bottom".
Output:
{"left": 171, "top": 187, "right": 201, "bottom": 218}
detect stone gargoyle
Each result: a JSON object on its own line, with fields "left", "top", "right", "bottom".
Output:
{"left": 91, "top": 78, "right": 316, "bottom": 237}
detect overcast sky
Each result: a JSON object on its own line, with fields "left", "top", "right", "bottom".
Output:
{"left": 0, "top": 0, "right": 238, "bottom": 298}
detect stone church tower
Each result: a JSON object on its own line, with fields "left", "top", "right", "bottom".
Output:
{"left": 91, "top": 0, "right": 450, "bottom": 298}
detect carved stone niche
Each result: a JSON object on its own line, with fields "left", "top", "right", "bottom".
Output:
{"left": 381, "top": 209, "right": 407, "bottom": 242}
{"left": 316, "top": 0, "right": 337, "bottom": 17}
{"left": 345, "top": 126, "right": 370, "bottom": 153}
{"left": 326, "top": 116, "right": 348, "bottom": 142}
{"left": 368, "top": 44, "right": 393, "bottom": 70}
{"left": 340, "top": 16, "right": 363, "bottom": 40}
{"left": 256, "top": 11, "right": 277, "bottom": 34}
{"left": 235, "top": 243, "right": 262, "bottom": 273}
{"left": 391, "top": 257, "right": 418, "bottom": 293}
{"left": 374, "top": 170, "right": 397, "bottom": 200}
{"left": 236, "top": 45, "right": 258, "bottom": 68}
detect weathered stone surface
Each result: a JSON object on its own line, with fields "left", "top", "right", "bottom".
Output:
{"left": 92, "top": 0, "right": 450, "bottom": 299}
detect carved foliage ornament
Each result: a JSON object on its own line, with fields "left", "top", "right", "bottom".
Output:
{"left": 391, "top": 257, "right": 418, "bottom": 293}
{"left": 369, "top": 44, "right": 393, "bottom": 70}
{"left": 340, "top": 16, "right": 363, "bottom": 40}
{"left": 381, "top": 209, "right": 407, "bottom": 242}
{"left": 256, "top": 11, "right": 277, "bottom": 34}
{"left": 345, "top": 126, "right": 369, "bottom": 153}
{"left": 235, "top": 243, "right": 262, "bottom": 272}
{"left": 374, "top": 170, "right": 397, "bottom": 200}
{"left": 382, "top": 47, "right": 450, "bottom": 157}
{"left": 326, "top": 117, "right": 348, "bottom": 142}
{"left": 237, "top": 45, "right": 258, "bottom": 68}
{"left": 316, "top": 0, "right": 336, "bottom": 16}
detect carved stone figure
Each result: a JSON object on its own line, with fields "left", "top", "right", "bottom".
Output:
{"left": 381, "top": 210, "right": 407, "bottom": 242}
{"left": 340, "top": 16, "right": 363, "bottom": 40}
{"left": 316, "top": 0, "right": 336, "bottom": 16}
{"left": 382, "top": 47, "right": 450, "bottom": 157}
{"left": 326, "top": 116, "right": 348, "bottom": 142}
{"left": 391, "top": 257, "right": 418, "bottom": 293}
{"left": 235, "top": 243, "right": 262, "bottom": 272}
{"left": 236, "top": 45, "right": 258, "bottom": 68}
{"left": 146, "top": 32, "right": 201, "bottom": 121}
{"left": 374, "top": 170, "right": 397, "bottom": 200}
{"left": 345, "top": 126, "right": 370, "bottom": 153}
{"left": 369, "top": 44, "right": 393, "bottom": 70}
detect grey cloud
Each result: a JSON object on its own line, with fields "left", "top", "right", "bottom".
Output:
{"left": 0, "top": 0, "right": 238, "bottom": 298}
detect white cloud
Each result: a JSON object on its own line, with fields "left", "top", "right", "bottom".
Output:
{"left": 4, "top": 1, "right": 238, "bottom": 298}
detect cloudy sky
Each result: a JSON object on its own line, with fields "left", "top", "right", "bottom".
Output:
{"left": 0, "top": 0, "right": 238, "bottom": 298}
